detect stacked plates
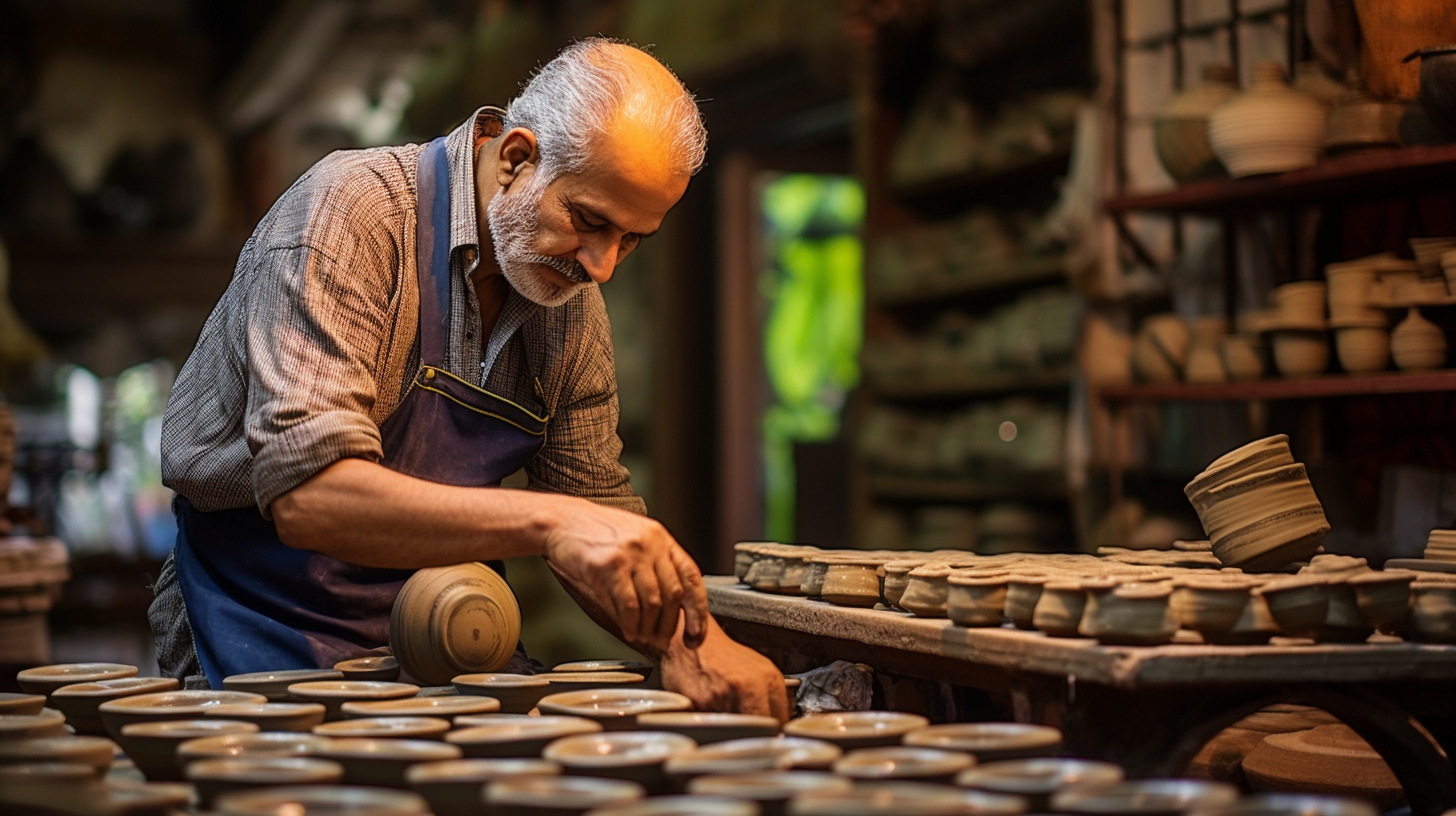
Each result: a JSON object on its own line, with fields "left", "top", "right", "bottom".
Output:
{"left": 1425, "top": 529, "right": 1456, "bottom": 563}
{"left": 1185, "top": 435, "right": 1329, "bottom": 572}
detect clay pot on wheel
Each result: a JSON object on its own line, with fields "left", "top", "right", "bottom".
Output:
{"left": 389, "top": 563, "right": 522, "bottom": 686}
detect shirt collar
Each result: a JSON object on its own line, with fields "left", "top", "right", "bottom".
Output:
{"left": 444, "top": 105, "right": 505, "bottom": 258}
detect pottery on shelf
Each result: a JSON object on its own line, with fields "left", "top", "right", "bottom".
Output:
{"left": 1005, "top": 574, "right": 1049, "bottom": 629}
{"left": 1191, "top": 455, "right": 1329, "bottom": 573}
{"left": 1348, "top": 571, "right": 1414, "bottom": 633}
{"left": 946, "top": 571, "right": 1010, "bottom": 628}
{"left": 1325, "top": 77, "right": 1405, "bottom": 153}
{"left": 1153, "top": 64, "right": 1239, "bottom": 183}
{"left": 1334, "top": 325, "right": 1391, "bottom": 373}
{"left": 390, "top": 563, "right": 522, "bottom": 686}
{"left": 1391, "top": 308, "right": 1447, "bottom": 371}
{"left": 1079, "top": 582, "right": 1177, "bottom": 646}
{"left": 1219, "top": 335, "right": 1266, "bottom": 382}
{"left": 1208, "top": 62, "right": 1328, "bottom": 178}
{"left": 900, "top": 563, "right": 955, "bottom": 618}
{"left": 1032, "top": 581, "right": 1089, "bottom": 637}
{"left": 1133, "top": 314, "right": 1191, "bottom": 384}
{"left": 819, "top": 556, "right": 884, "bottom": 608}
{"left": 1271, "top": 330, "right": 1330, "bottom": 378}
{"left": 1271, "top": 282, "right": 1328, "bottom": 327}
{"left": 1408, "top": 582, "right": 1456, "bottom": 643}
{"left": 1258, "top": 576, "right": 1334, "bottom": 639}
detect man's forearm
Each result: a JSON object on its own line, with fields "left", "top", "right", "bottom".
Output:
{"left": 270, "top": 457, "right": 571, "bottom": 568}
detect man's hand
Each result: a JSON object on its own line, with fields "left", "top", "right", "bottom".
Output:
{"left": 541, "top": 501, "right": 709, "bottom": 657}
{"left": 659, "top": 616, "right": 791, "bottom": 723}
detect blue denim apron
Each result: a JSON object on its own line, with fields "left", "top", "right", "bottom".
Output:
{"left": 173, "top": 136, "right": 548, "bottom": 685}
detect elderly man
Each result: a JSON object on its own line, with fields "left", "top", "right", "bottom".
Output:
{"left": 148, "top": 38, "right": 787, "bottom": 718}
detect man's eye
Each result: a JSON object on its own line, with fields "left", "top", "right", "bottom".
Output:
{"left": 576, "top": 211, "right": 606, "bottom": 229}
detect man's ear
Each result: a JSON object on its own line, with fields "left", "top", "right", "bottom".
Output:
{"left": 495, "top": 127, "right": 539, "bottom": 190}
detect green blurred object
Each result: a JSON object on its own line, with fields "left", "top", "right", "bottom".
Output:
{"left": 760, "top": 175, "right": 864, "bottom": 542}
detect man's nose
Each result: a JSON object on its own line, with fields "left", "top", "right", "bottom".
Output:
{"left": 575, "top": 235, "right": 618, "bottom": 284}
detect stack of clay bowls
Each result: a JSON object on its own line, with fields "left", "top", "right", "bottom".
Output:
{"left": 1185, "top": 435, "right": 1329, "bottom": 572}
{"left": 1325, "top": 257, "right": 1391, "bottom": 373}
{"left": 1263, "top": 282, "right": 1329, "bottom": 377}
{"left": 389, "top": 562, "right": 521, "bottom": 686}
{"left": 1424, "top": 529, "right": 1456, "bottom": 563}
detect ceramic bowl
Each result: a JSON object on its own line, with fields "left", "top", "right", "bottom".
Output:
{"left": 1032, "top": 581, "right": 1089, "bottom": 637}
{"left": 635, "top": 712, "right": 780, "bottom": 744}
{"left": 314, "top": 716, "right": 452, "bottom": 740}
{"left": 743, "top": 552, "right": 789, "bottom": 593}
{"left": 176, "top": 731, "right": 334, "bottom": 766}
{"left": 553, "top": 659, "right": 654, "bottom": 675}
{"left": 1408, "top": 582, "right": 1456, "bottom": 643}
{"left": 687, "top": 771, "right": 852, "bottom": 816}
{"left": 537, "top": 689, "right": 692, "bottom": 731}
{"left": 956, "top": 757, "right": 1125, "bottom": 811}
{"left": 832, "top": 746, "right": 975, "bottom": 783}
{"left": 0, "top": 707, "right": 68, "bottom": 739}
{"left": 315, "top": 736, "right": 461, "bottom": 788}
{"left": 16, "top": 663, "right": 138, "bottom": 696}
{"left": 735, "top": 541, "right": 771, "bottom": 581}
{"left": 0, "top": 735, "right": 116, "bottom": 772}
{"left": 947, "top": 571, "right": 1010, "bottom": 628}
{"left": 1052, "top": 779, "right": 1239, "bottom": 815}
{"left": 98, "top": 689, "right": 268, "bottom": 741}
{"left": 186, "top": 756, "right": 345, "bottom": 809}
{"left": 1241, "top": 725, "right": 1402, "bottom": 810}
{"left": 1170, "top": 578, "right": 1252, "bottom": 635}
{"left": 1257, "top": 577, "right": 1333, "bottom": 638}
{"left": 1079, "top": 583, "right": 1177, "bottom": 646}
{"left": 445, "top": 715, "right": 603, "bottom": 758}
{"left": 543, "top": 671, "right": 647, "bottom": 692}
{"left": 341, "top": 694, "right": 500, "bottom": 721}
{"left": 215, "top": 785, "right": 429, "bottom": 816}
{"left": 0, "top": 693, "right": 46, "bottom": 716}
{"left": 1334, "top": 326, "right": 1390, "bottom": 373}
{"left": 899, "top": 563, "right": 955, "bottom": 618}
{"left": 802, "top": 553, "right": 862, "bottom": 597}
{"left": 0, "top": 761, "right": 100, "bottom": 782}
{"left": 1184, "top": 793, "right": 1378, "bottom": 816}
{"left": 1271, "top": 330, "right": 1329, "bottom": 377}
{"left": 404, "top": 757, "right": 560, "bottom": 816}
{"left": 1220, "top": 335, "right": 1266, "bottom": 381}
{"left": 903, "top": 722, "right": 1062, "bottom": 761}
{"left": 584, "top": 795, "right": 762, "bottom": 816}
{"left": 788, "top": 781, "right": 1026, "bottom": 816}
{"left": 224, "top": 669, "right": 345, "bottom": 701}
{"left": 1350, "top": 571, "right": 1414, "bottom": 633}
{"left": 485, "top": 775, "right": 644, "bottom": 815}
{"left": 664, "top": 736, "right": 842, "bottom": 781}
{"left": 49, "top": 677, "right": 180, "bottom": 736}
{"left": 453, "top": 673, "right": 552, "bottom": 713}
{"left": 390, "top": 562, "right": 522, "bottom": 686}
{"left": 820, "top": 558, "right": 884, "bottom": 608}
{"left": 118, "top": 718, "right": 259, "bottom": 781}
{"left": 205, "top": 702, "right": 328, "bottom": 732}
{"left": 782, "top": 712, "right": 929, "bottom": 750}
{"left": 334, "top": 656, "right": 401, "bottom": 682}
{"left": 287, "top": 681, "right": 419, "bottom": 721}
{"left": 1005, "top": 575, "right": 1049, "bottom": 629}
{"left": 542, "top": 730, "right": 696, "bottom": 793}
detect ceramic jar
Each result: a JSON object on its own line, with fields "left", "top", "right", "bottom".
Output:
{"left": 900, "top": 564, "right": 955, "bottom": 618}
{"left": 1335, "top": 325, "right": 1391, "bottom": 373}
{"left": 1154, "top": 64, "right": 1239, "bottom": 183}
{"left": 946, "top": 572, "right": 1010, "bottom": 628}
{"left": 1348, "top": 571, "right": 1414, "bottom": 633}
{"left": 820, "top": 557, "right": 884, "bottom": 608}
{"left": 1004, "top": 575, "right": 1049, "bottom": 629}
{"left": 1325, "top": 79, "right": 1404, "bottom": 153}
{"left": 1209, "top": 62, "right": 1327, "bottom": 177}
{"left": 1032, "top": 581, "right": 1089, "bottom": 637}
{"left": 1219, "top": 335, "right": 1265, "bottom": 381}
{"left": 1079, "top": 583, "right": 1177, "bottom": 645}
{"left": 1184, "top": 316, "right": 1229, "bottom": 384}
{"left": 1391, "top": 308, "right": 1447, "bottom": 370}
{"left": 1271, "top": 330, "right": 1330, "bottom": 378}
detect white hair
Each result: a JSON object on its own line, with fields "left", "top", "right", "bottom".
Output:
{"left": 503, "top": 38, "right": 708, "bottom": 181}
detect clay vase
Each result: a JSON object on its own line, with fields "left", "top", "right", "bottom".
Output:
{"left": 1391, "top": 308, "right": 1447, "bottom": 370}
{"left": 1352, "top": 0, "right": 1456, "bottom": 101}
{"left": 1154, "top": 64, "right": 1239, "bottom": 183}
{"left": 1208, "top": 63, "right": 1328, "bottom": 177}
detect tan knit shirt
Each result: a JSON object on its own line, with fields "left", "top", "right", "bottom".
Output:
{"left": 160, "top": 107, "right": 645, "bottom": 517}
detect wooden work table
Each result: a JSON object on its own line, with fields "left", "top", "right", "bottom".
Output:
{"left": 707, "top": 576, "right": 1456, "bottom": 815}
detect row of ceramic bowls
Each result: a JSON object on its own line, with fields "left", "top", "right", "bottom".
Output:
{"left": 736, "top": 541, "right": 1456, "bottom": 646}
{"left": 0, "top": 665, "right": 1387, "bottom": 816}
{"left": 1184, "top": 435, "right": 1329, "bottom": 572}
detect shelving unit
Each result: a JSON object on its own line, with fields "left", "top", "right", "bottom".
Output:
{"left": 851, "top": 4, "right": 1089, "bottom": 552}
{"left": 1099, "top": 371, "right": 1456, "bottom": 404}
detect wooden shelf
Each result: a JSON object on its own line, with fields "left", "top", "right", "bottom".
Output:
{"left": 1105, "top": 144, "right": 1456, "bottom": 215}
{"left": 870, "top": 368, "right": 1071, "bottom": 400}
{"left": 1097, "top": 370, "right": 1456, "bottom": 404}
{"left": 891, "top": 143, "right": 1073, "bottom": 210}
{"left": 867, "top": 473, "right": 1067, "bottom": 503}
{"left": 871, "top": 256, "right": 1067, "bottom": 307}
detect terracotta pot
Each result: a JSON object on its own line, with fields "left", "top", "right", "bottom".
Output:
{"left": 1154, "top": 64, "right": 1239, "bottom": 183}
{"left": 1352, "top": 0, "right": 1456, "bottom": 101}
{"left": 1209, "top": 63, "right": 1327, "bottom": 177}
{"left": 1391, "top": 307, "right": 1447, "bottom": 370}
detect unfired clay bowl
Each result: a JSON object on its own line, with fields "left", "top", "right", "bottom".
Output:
{"left": 789, "top": 782, "right": 1026, "bottom": 816}
{"left": 287, "top": 681, "right": 418, "bottom": 721}
{"left": 405, "top": 757, "right": 560, "bottom": 816}
{"left": 832, "top": 746, "right": 975, "bottom": 783}
{"left": 0, "top": 735, "right": 116, "bottom": 772}
{"left": 0, "top": 707, "right": 67, "bottom": 739}
{"left": 820, "top": 558, "right": 884, "bottom": 608}
{"left": 1053, "top": 779, "right": 1239, "bottom": 815}
{"left": 452, "top": 673, "right": 551, "bottom": 713}
{"left": 956, "top": 757, "right": 1125, "bottom": 812}
{"left": 186, "top": 756, "right": 345, "bottom": 810}
{"left": 903, "top": 722, "right": 1063, "bottom": 762}
{"left": 583, "top": 796, "right": 761, "bottom": 816}
{"left": 390, "top": 562, "right": 522, "bottom": 686}
{"left": 444, "top": 715, "right": 603, "bottom": 758}
{"left": 50, "top": 677, "right": 181, "bottom": 736}
{"left": 0, "top": 693, "right": 46, "bottom": 715}
{"left": 542, "top": 730, "right": 696, "bottom": 793}
{"left": 118, "top": 718, "right": 259, "bottom": 781}
{"left": 1258, "top": 577, "right": 1333, "bottom": 639}
{"left": 686, "top": 770, "right": 852, "bottom": 814}
{"left": 484, "top": 774, "right": 645, "bottom": 815}
{"left": 900, "top": 563, "right": 955, "bottom": 618}
{"left": 635, "top": 712, "right": 780, "bottom": 744}
{"left": 176, "top": 731, "right": 334, "bottom": 766}
{"left": 215, "top": 785, "right": 428, "bottom": 816}
{"left": 537, "top": 689, "right": 691, "bottom": 731}
{"left": 783, "top": 711, "right": 929, "bottom": 750}
{"left": 333, "top": 656, "right": 401, "bottom": 682}
{"left": 663, "top": 736, "right": 842, "bottom": 781}
{"left": 17, "top": 663, "right": 138, "bottom": 696}
{"left": 947, "top": 572, "right": 1010, "bottom": 627}
{"left": 313, "top": 716, "right": 452, "bottom": 741}
{"left": 204, "top": 702, "right": 328, "bottom": 733}
{"left": 314, "top": 736, "right": 462, "bottom": 788}
{"left": 98, "top": 689, "right": 268, "bottom": 741}
{"left": 1032, "top": 581, "right": 1089, "bottom": 637}
{"left": 1079, "top": 583, "right": 1177, "bottom": 645}
{"left": 341, "top": 695, "right": 499, "bottom": 720}
{"left": 224, "top": 669, "right": 344, "bottom": 702}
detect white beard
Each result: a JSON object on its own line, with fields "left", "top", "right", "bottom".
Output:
{"left": 486, "top": 172, "right": 592, "bottom": 308}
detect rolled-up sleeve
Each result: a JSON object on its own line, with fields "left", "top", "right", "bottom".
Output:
{"left": 526, "top": 291, "right": 647, "bottom": 515}
{"left": 242, "top": 162, "right": 404, "bottom": 516}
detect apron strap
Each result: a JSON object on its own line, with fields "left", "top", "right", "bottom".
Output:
{"left": 416, "top": 137, "right": 452, "bottom": 367}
